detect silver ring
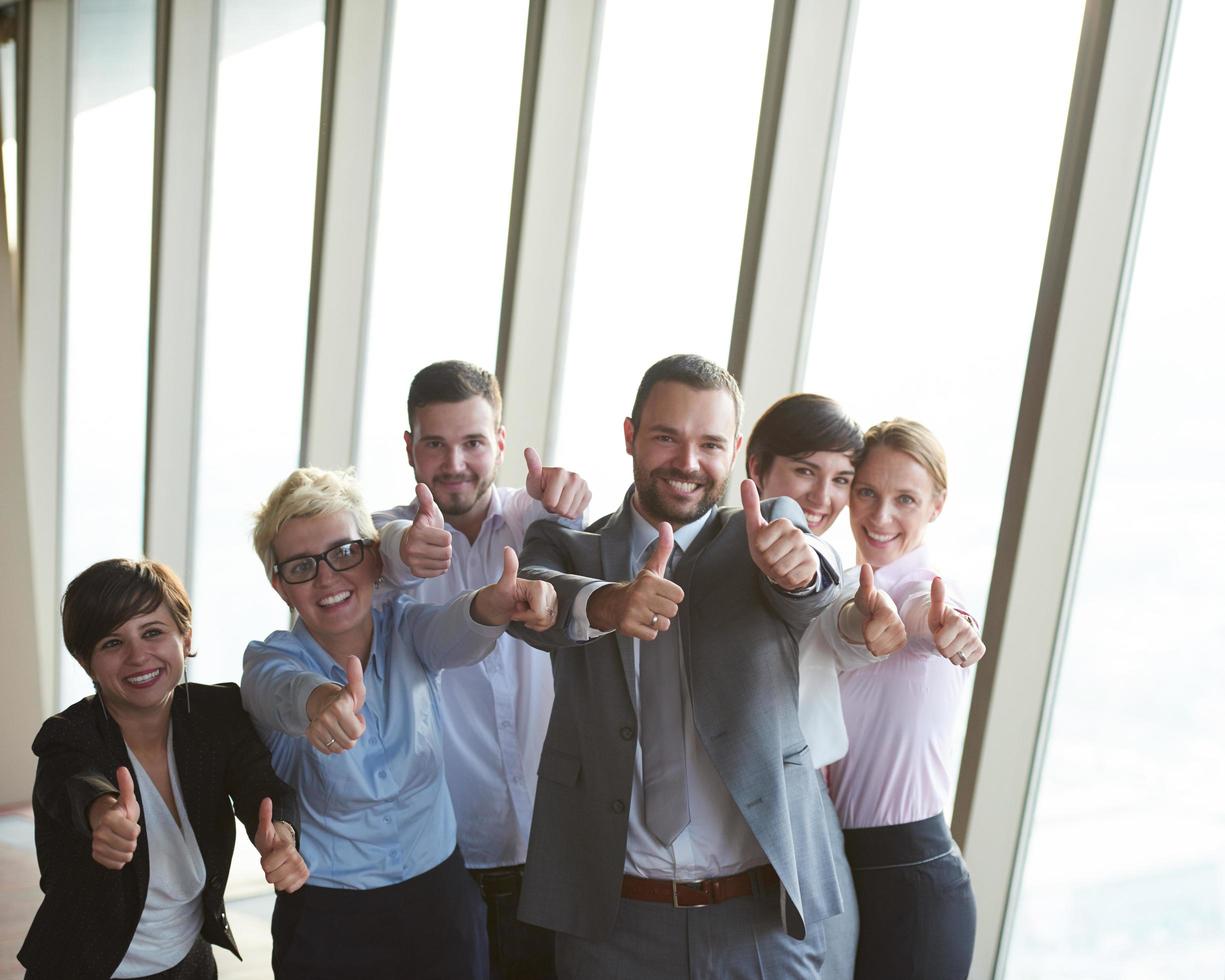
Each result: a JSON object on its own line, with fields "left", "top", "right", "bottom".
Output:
{"left": 324, "top": 737, "right": 337, "bottom": 747}
{"left": 650, "top": 613, "right": 659, "bottom": 627}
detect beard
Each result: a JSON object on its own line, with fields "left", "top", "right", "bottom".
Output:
{"left": 632, "top": 460, "right": 728, "bottom": 527}
{"left": 429, "top": 468, "right": 497, "bottom": 519}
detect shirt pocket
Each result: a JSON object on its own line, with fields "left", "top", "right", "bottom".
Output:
{"left": 537, "top": 747, "right": 581, "bottom": 787}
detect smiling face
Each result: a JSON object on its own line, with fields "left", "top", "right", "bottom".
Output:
{"left": 405, "top": 396, "right": 505, "bottom": 528}
{"left": 271, "top": 510, "right": 381, "bottom": 661}
{"left": 625, "top": 381, "right": 742, "bottom": 528}
{"left": 752, "top": 450, "right": 856, "bottom": 535}
{"left": 88, "top": 603, "right": 188, "bottom": 719}
{"left": 849, "top": 445, "right": 945, "bottom": 568}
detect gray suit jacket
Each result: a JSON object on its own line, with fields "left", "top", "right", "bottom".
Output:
{"left": 510, "top": 489, "right": 844, "bottom": 942}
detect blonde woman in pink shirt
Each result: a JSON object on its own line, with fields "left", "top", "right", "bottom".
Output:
{"left": 749, "top": 407, "right": 983, "bottom": 980}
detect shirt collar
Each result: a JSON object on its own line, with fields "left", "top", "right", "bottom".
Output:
{"left": 628, "top": 500, "right": 716, "bottom": 572}
{"left": 872, "top": 542, "right": 932, "bottom": 592}
{"left": 289, "top": 606, "right": 386, "bottom": 682}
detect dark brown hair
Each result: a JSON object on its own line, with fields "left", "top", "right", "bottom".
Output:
{"left": 61, "top": 559, "right": 192, "bottom": 671}
{"left": 746, "top": 393, "right": 862, "bottom": 482}
{"left": 407, "top": 360, "right": 503, "bottom": 431}
{"left": 629, "top": 354, "right": 743, "bottom": 432}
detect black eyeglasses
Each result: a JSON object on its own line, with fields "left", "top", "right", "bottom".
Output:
{"left": 273, "top": 539, "right": 372, "bottom": 584}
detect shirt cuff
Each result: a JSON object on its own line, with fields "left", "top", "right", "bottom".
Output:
{"left": 377, "top": 519, "right": 421, "bottom": 591}
{"left": 570, "top": 581, "right": 616, "bottom": 641}
{"left": 776, "top": 538, "right": 837, "bottom": 595}
{"left": 286, "top": 670, "right": 334, "bottom": 736}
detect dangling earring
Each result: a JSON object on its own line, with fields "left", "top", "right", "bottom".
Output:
{"left": 93, "top": 680, "right": 109, "bottom": 721}
{"left": 182, "top": 647, "right": 193, "bottom": 715}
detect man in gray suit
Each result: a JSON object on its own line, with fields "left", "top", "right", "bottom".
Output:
{"left": 510, "top": 354, "right": 845, "bottom": 978}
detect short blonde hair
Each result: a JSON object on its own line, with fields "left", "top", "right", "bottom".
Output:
{"left": 253, "top": 467, "right": 378, "bottom": 580}
{"left": 859, "top": 419, "right": 948, "bottom": 496}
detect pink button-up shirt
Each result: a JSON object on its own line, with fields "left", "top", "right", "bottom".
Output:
{"left": 826, "top": 544, "right": 973, "bottom": 830}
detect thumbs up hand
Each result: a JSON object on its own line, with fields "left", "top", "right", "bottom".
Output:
{"left": 741, "top": 480, "right": 819, "bottom": 591}
{"left": 854, "top": 564, "right": 907, "bottom": 657}
{"left": 471, "top": 547, "right": 559, "bottom": 632}
{"left": 306, "top": 655, "right": 367, "bottom": 754}
{"left": 254, "top": 797, "right": 309, "bottom": 893}
{"left": 586, "top": 521, "right": 684, "bottom": 640}
{"left": 89, "top": 766, "right": 141, "bottom": 870}
{"left": 400, "top": 483, "right": 452, "bottom": 578}
{"left": 927, "top": 577, "right": 985, "bottom": 668}
{"left": 524, "top": 448, "right": 591, "bottom": 521}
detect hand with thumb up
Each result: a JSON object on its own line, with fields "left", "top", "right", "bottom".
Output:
{"left": 741, "top": 480, "right": 820, "bottom": 591}
{"left": 927, "top": 577, "right": 985, "bottom": 668}
{"left": 586, "top": 521, "right": 685, "bottom": 640}
{"left": 400, "top": 483, "right": 453, "bottom": 578}
{"left": 470, "top": 547, "right": 559, "bottom": 632}
{"left": 254, "top": 797, "right": 309, "bottom": 893}
{"left": 89, "top": 766, "right": 141, "bottom": 870}
{"left": 305, "top": 655, "right": 367, "bottom": 754}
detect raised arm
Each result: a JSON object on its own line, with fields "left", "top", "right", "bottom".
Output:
{"left": 741, "top": 484, "right": 842, "bottom": 634}
{"left": 903, "top": 576, "right": 985, "bottom": 668}
{"left": 508, "top": 520, "right": 613, "bottom": 651}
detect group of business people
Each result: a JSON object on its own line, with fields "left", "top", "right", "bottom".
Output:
{"left": 19, "top": 353, "right": 984, "bottom": 980}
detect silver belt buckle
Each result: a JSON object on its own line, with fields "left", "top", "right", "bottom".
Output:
{"left": 672, "top": 878, "right": 712, "bottom": 909}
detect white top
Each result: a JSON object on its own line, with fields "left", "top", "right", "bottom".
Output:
{"left": 824, "top": 545, "right": 974, "bottom": 830}
{"left": 570, "top": 506, "right": 769, "bottom": 880}
{"left": 796, "top": 579, "right": 883, "bottom": 770}
{"left": 113, "top": 727, "right": 206, "bottom": 978}
{"left": 375, "top": 486, "right": 578, "bottom": 868}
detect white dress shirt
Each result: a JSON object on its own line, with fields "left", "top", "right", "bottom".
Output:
{"left": 114, "top": 728, "right": 206, "bottom": 978}
{"left": 375, "top": 487, "right": 578, "bottom": 868}
{"left": 569, "top": 505, "right": 769, "bottom": 880}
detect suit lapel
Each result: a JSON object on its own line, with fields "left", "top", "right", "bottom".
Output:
{"left": 600, "top": 490, "right": 639, "bottom": 701}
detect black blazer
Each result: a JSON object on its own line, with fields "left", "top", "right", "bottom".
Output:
{"left": 18, "top": 682, "right": 300, "bottom": 979}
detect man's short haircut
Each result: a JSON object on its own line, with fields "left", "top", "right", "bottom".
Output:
{"left": 61, "top": 558, "right": 192, "bottom": 672}
{"left": 745, "top": 393, "right": 863, "bottom": 480}
{"left": 406, "top": 360, "right": 503, "bottom": 431}
{"left": 252, "top": 466, "right": 378, "bottom": 580}
{"left": 629, "top": 354, "right": 743, "bottom": 432}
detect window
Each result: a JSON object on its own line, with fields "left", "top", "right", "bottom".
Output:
{"left": 189, "top": 0, "right": 325, "bottom": 685}
{"left": 58, "top": 0, "right": 157, "bottom": 706}
{"left": 550, "top": 1, "right": 773, "bottom": 520}
{"left": 355, "top": 0, "right": 529, "bottom": 513}
{"left": 1006, "top": 4, "right": 1225, "bottom": 973}
{"left": 801, "top": 1, "right": 1084, "bottom": 616}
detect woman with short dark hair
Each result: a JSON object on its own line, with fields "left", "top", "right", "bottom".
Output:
{"left": 748, "top": 403, "right": 984, "bottom": 979}
{"left": 19, "top": 558, "right": 307, "bottom": 979}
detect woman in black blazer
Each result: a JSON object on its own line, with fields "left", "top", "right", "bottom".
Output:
{"left": 19, "top": 558, "right": 308, "bottom": 979}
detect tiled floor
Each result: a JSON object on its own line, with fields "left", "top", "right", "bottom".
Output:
{"left": 1, "top": 804, "right": 279, "bottom": 978}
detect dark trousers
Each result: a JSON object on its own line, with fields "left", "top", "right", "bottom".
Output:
{"left": 470, "top": 865, "right": 556, "bottom": 980}
{"left": 843, "top": 814, "right": 976, "bottom": 980}
{"left": 271, "top": 847, "right": 488, "bottom": 980}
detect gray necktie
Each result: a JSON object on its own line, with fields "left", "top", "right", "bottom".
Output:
{"left": 638, "top": 539, "right": 690, "bottom": 846}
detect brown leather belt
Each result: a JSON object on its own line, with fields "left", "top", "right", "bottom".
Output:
{"left": 621, "top": 865, "right": 778, "bottom": 909}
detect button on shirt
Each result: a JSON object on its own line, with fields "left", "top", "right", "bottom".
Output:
{"left": 241, "top": 591, "right": 503, "bottom": 889}
{"left": 375, "top": 487, "right": 581, "bottom": 868}
{"left": 570, "top": 506, "right": 769, "bottom": 880}
{"left": 825, "top": 544, "right": 974, "bottom": 830}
